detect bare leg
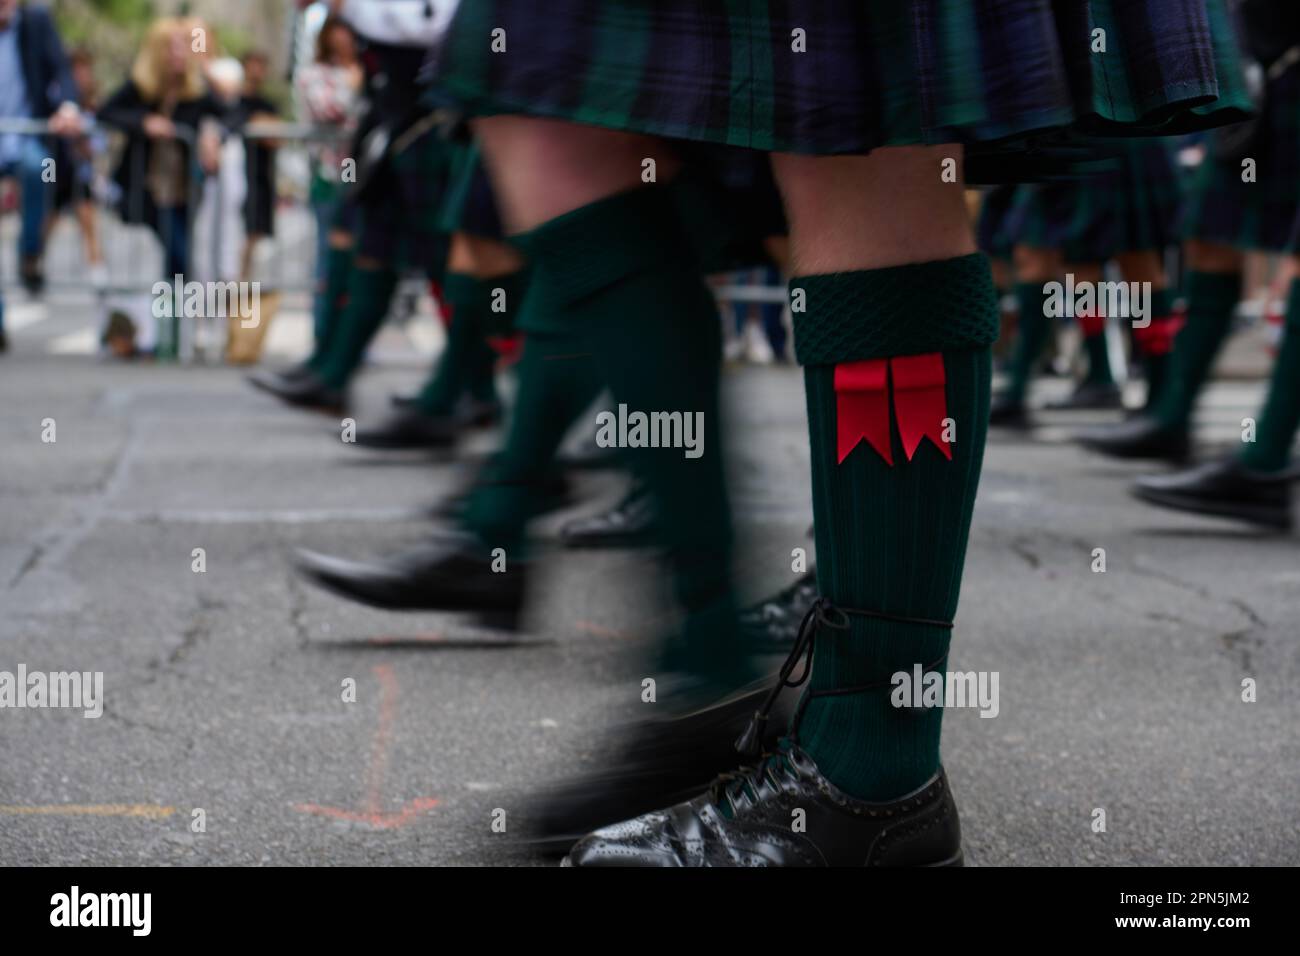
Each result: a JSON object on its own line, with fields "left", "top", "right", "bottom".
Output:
{"left": 773, "top": 147, "right": 974, "bottom": 273}
{"left": 447, "top": 232, "right": 525, "bottom": 279}
{"left": 474, "top": 116, "right": 679, "bottom": 232}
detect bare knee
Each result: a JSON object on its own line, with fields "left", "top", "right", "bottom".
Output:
{"left": 771, "top": 145, "right": 974, "bottom": 273}
{"left": 1115, "top": 250, "right": 1167, "bottom": 286}
{"left": 1184, "top": 240, "right": 1242, "bottom": 274}
{"left": 1065, "top": 261, "right": 1104, "bottom": 285}
{"left": 1012, "top": 245, "right": 1062, "bottom": 285}
{"left": 448, "top": 232, "right": 525, "bottom": 277}
{"left": 473, "top": 116, "right": 678, "bottom": 233}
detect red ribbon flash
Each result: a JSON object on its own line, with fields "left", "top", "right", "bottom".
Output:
{"left": 834, "top": 359, "right": 892, "bottom": 465}
{"left": 834, "top": 352, "right": 952, "bottom": 466}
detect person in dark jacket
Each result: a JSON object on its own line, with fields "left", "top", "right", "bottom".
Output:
{"left": 97, "top": 17, "right": 220, "bottom": 282}
{"left": 0, "top": 0, "right": 81, "bottom": 312}
{"left": 236, "top": 49, "right": 279, "bottom": 279}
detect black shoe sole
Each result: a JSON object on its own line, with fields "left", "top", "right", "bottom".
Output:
{"left": 1077, "top": 438, "right": 1191, "bottom": 465}
{"left": 247, "top": 376, "right": 344, "bottom": 415}
{"left": 295, "top": 565, "right": 524, "bottom": 630}
{"left": 558, "top": 846, "right": 966, "bottom": 867}
{"left": 1131, "top": 486, "right": 1292, "bottom": 531}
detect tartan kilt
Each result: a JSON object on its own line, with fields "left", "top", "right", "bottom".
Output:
{"left": 1181, "top": 64, "right": 1300, "bottom": 252}
{"left": 354, "top": 127, "right": 453, "bottom": 274}
{"left": 436, "top": 0, "right": 1251, "bottom": 180}
{"left": 435, "top": 141, "right": 506, "bottom": 240}
{"left": 1003, "top": 138, "right": 1184, "bottom": 260}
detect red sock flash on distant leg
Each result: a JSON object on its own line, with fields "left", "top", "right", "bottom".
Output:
{"left": 1133, "top": 314, "right": 1184, "bottom": 356}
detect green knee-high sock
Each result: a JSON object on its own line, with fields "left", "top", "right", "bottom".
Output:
{"left": 415, "top": 273, "right": 497, "bottom": 415}
{"left": 1004, "top": 282, "right": 1052, "bottom": 403}
{"left": 790, "top": 255, "right": 997, "bottom": 801}
{"left": 418, "top": 271, "right": 529, "bottom": 413}
{"left": 470, "top": 270, "right": 529, "bottom": 402}
{"left": 519, "top": 186, "right": 753, "bottom": 692}
{"left": 313, "top": 266, "right": 399, "bottom": 389}
{"left": 1081, "top": 317, "right": 1114, "bottom": 385}
{"left": 1152, "top": 271, "right": 1241, "bottom": 428}
{"left": 309, "top": 246, "right": 356, "bottom": 368}
{"left": 1137, "top": 288, "right": 1177, "bottom": 409}
{"left": 1240, "top": 278, "right": 1300, "bottom": 473}
{"left": 464, "top": 325, "right": 602, "bottom": 551}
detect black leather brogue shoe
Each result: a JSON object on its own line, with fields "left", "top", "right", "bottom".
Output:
{"left": 295, "top": 533, "right": 526, "bottom": 629}
{"left": 564, "top": 746, "right": 961, "bottom": 867}
{"left": 1075, "top": 414, "right": 1191, "bottom": 463}
{"left": 1133, "top": 457, "right": 1292, "bottom": 530}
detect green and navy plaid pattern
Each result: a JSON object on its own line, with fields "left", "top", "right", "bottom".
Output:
{"left": 1002, "top": 138, "right": 1185, "bottom": 261}
{"left": 1182, "top": 65, "right": 1300, "bottom": 252}
{"left": 355, "top": 128, "right": 454, "bottom": 272}
{"left": 437, "top": 0, "right": 1250, "bottom": 179}
{"left": 435, "top": 141, "right": 506, "bottom": 240}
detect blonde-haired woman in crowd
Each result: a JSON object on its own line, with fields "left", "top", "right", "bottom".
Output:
{"left": 99, "top": 19, "right": 219, "bottom": 288}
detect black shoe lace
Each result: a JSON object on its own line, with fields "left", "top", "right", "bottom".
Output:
{"left": 733, "top": 596, "right": 953, "bottom": 761}
{"left": 708, "top": 740, "right": 798, "bottom": 813}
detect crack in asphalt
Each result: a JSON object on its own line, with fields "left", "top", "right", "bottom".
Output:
{"left": 7, "top": 542, "right": 45, "bottom": 589}
{"left": 993, "top": 529, "right": 1272, "bottom": 668}
{"left": 7, "top": 418, "right": 139, "bottom": 589}
{"left": 1217, "top": 629, "right": 1262, "bottom": 672}
{"left": 1009, "top": 538, "right": 1042, "bottom": 570}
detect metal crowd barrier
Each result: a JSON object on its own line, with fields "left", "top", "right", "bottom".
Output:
{"left": 0, "top": 117, "right": 351, "bottom": 360}
{"left": 0, "top": 117, "right": 349, "bottom": 292}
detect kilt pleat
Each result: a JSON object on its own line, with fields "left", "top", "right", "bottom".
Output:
{"left": 1001, "top": 138, "right": 1185, "bottom": 260}
{"left": 436, "top": 0, "right": 1251, "bottom": 178}
{"left": 1181, "top": 63, "right": 1300, "bottom": 252}
{"left": 355, "top": 129, "right": 453, "bottom": 272}
{"left": 436, "top": 141, "right": 506, "bottom": 240}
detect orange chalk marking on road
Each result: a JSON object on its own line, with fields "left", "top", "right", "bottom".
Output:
{"left": 292, "top": 663, "right": 439, "bottom": 830}
{"left": 364, "top": 663, "right": 399, "bottom": 815}
{"left": 292, "top": 797, "right": 440, "bottom": 829}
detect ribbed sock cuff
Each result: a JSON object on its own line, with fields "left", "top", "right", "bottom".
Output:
{"left": 790, "top": 254, "right": 998, "bottom": 365}
{"left": 514, "top": 186, "right": 685, "bottom": 310}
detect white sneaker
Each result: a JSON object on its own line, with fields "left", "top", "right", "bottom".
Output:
{"left": 743, "top": 320, "right": 774, "bottom": 365}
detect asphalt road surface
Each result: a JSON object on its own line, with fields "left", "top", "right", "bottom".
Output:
{"left": 1, "top": 291, "right": 1296, "bottom": 866}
